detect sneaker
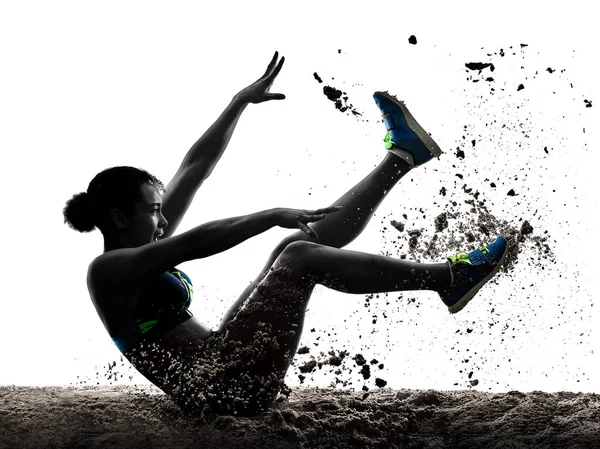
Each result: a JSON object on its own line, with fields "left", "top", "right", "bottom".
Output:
{"left": 373, "top": 91, "right": 442, "bottom": 167}
{"left": 439, "top": 236, "right": 508, "bottom": 313}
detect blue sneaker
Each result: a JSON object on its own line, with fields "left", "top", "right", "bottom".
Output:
{"left": 373, "top": 91, "right": 442, "bottom": 167}
{"left": 439, "top": 236, "right": 508, "bottom": 313}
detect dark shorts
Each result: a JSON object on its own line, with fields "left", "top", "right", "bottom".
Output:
{"left": 126, "top": 329, "right": 286, "bottom": 417}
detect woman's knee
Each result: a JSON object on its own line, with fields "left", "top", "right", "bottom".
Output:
{"left": 269, "top": 232, "right": 313, "bottom": 262}
{"left": 277, "top": 240, "right": 320, "bottom": 265}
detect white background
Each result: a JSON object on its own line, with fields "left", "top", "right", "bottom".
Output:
{"left": 0, "top": 1, "right": 598, "bottom": 392}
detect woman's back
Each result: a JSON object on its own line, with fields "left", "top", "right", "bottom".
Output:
{"left": 88, "top": 256, "right": 195, "bottom": 353}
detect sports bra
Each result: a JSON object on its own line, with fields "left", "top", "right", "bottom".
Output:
{"left": 112, "top": 267, "right": 194, "bottom": 353}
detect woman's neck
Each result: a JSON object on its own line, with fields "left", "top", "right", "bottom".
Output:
{"left": 103, "top": 236, "right": 128, "bottom": 252}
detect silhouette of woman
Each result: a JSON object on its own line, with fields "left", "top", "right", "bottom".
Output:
{"left": 63, "top": 52, "right": 507, "bottom": 416}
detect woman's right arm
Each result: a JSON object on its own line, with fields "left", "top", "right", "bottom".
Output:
{"left": 89, "top": 206, "right": 341, "bottom": 288}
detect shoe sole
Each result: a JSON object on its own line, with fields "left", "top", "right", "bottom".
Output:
{"left": 375, "top": 91, "right": 443, "bottom": 159}
{"left": 447, "top": 245, "right": 509, "bottom": 314}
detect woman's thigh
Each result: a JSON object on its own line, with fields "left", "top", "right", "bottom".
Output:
{"left": 219, "top": 231, "right": 312, "bottom": 330}
{"left": 217, "top": 263, "right": 313, "bottom": 412}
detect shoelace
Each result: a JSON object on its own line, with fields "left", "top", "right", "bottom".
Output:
{"left": 384, "top": 130, "right": 395, "bottom": 150}
{"left": 448, "top": 246, "right": 489, "bottom": 265}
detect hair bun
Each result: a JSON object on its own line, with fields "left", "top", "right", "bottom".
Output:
{"left": 63, "top": 191, "right": 96, "bottom": 232}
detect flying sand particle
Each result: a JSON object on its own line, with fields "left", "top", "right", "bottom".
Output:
{"left": 319, "top": 84, "right": 363, "bottom": 116}
{"left": 465, "top": 62, "right": 495, "bottom": 72}
{"left": 353, "top": 354, "right": 367, "bottom": 366}
{"left": 360, "top": 365, "right": 371, "bottom": 380}
{"left": 390, "top": 220, "right": 405, "bottom": 232}
{"left": 375, "top": 378, "right": 388, "bottom": 388}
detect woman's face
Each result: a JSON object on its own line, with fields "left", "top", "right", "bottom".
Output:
{"left": 122, "top": 183, "right": 168, "bottom": 247}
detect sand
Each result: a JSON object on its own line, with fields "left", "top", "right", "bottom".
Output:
{"left": 1, "top": 386, "right": 599, "bottom": 448}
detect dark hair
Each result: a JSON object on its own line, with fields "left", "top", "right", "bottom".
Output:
{"left": 63, "top": 166, "right": 164, "bottom": 235}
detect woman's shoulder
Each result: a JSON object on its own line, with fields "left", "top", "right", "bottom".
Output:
{"left": 87, "top": 254, "right": 142, "bottom": 327}
{"left": 86, "top": 239, "right": 188, "bottom": 290}
{"left": 87, "top": 252, "right": 140, "bottom": 298}
{"left": 87, "top": 253, "right": 114, "bottom": 285}
{"left": 88, "top": 252, "right": 177, "bottom": 288}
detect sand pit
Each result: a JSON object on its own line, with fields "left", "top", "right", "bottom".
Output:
{"left": 1, "top": 386, "right": 599, "bottom": 448}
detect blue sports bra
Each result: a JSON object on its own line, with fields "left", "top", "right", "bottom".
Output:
{"left": 112, "top": 268, "right": 194, "bottom": 353}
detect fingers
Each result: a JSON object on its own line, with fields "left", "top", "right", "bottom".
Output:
{"left": 306, "top": 213, "right": 327, "bottom": 222}
{"left": 298, "top": 222, "right": 318, "bottom": 239}
{"left": 297, "top": 206, "right": 342, "bottom": 224}
{"left": 262, "top": 52, "right": 285, "bottom": 81}
{"left": 269, "top": 56, "right": 285, "bottom": 80}
{"left": 301, "top": 205, "right": 342, "bottom": 222}
{"left": 286, "top": 205, "right": 342, "bottom": 238}
{"left": 265, "top": 93, "right": 286, "bottom": 101}
{"left": 311, "top": 205, "right": 342, "bottom": 215}
{"left": 262, "top": 51, "right": 279, "bottom": 78}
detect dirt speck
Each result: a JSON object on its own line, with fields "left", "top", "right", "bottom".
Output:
{"left": 465, "top": 62, "right": 495, "bottom": 72}
{"left": 390, "top": 220, "right": 405, "bottom": 232}
{"left": 435, "top": 213, "right": 449, "bottom": 232}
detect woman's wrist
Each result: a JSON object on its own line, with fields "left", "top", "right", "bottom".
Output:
{"left": 232, "top": 92, "right": 251, "bottom": 108}
{"left": 264, "top": 208, "right": 280, "bottom": 228}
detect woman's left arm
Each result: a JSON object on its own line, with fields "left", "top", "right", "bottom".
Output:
{"left": 160, "top": 51, "right": 286, "bottom": 238}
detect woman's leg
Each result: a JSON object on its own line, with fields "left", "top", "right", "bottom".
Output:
{"left": 287, "top": 153, "right": 412, "bottom": 248}
{"left": 215, "top": 241, "right": 450, "bottom": 415}
{"left": 219, "top": 153, "right": 413, "bottom": 328}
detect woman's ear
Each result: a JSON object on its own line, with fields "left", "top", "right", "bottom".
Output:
{"left": 110, "top": 208, "right": 130, "bottom": 230}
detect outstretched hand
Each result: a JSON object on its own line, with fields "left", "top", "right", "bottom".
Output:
{"left": 237, "top": 51, "right": 286, "bottom": 104}
{"left": 272, "top": 206, "right": 342, "bottom": 239}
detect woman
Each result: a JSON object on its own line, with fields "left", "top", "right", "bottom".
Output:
{"left": 63, "top": 52, "right": 508, "bottom": 416}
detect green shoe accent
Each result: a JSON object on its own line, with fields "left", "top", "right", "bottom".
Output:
{"left": 448, "top": 252, "right": 472, "bottom": 265}
{"left": 448, "top": 246, "right": 489, "bottom": 265}
{"left": 384, "top": 130, "right": 395, "bottom": 150}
